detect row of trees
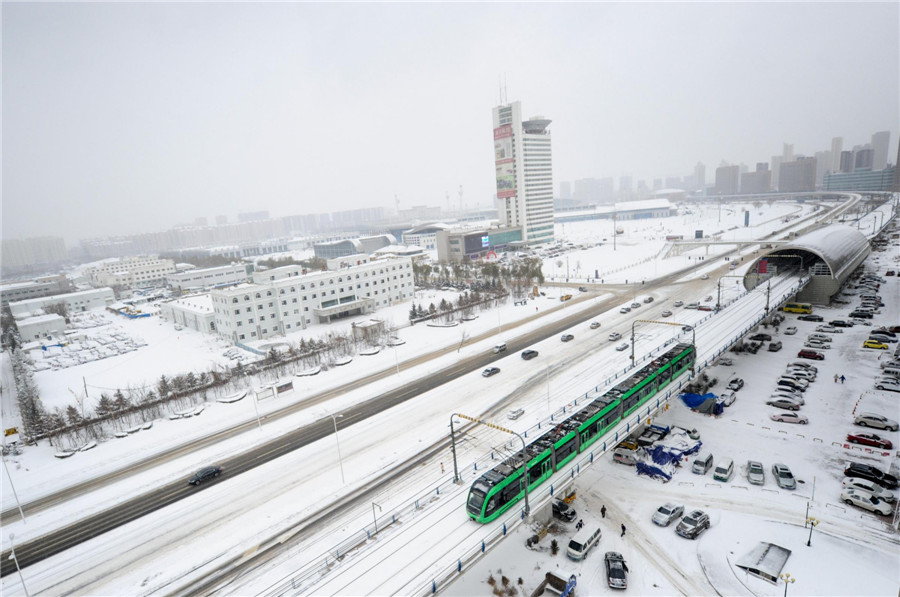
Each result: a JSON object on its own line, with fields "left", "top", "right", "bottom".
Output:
{"left": 412, "top": 257, "right": 544, "bottom": 294}
{"left": 408, "top": 287, "right": 508, "bottom": 323}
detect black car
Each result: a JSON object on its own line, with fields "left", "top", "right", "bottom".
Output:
{"left": 604, "top": 551, "right": 628, "bottom": 589}
{"left": 552, "top": 498, "right": 577, "bottom": 522}
{"left": 521, "top": 349, "right": 539, "bottom": 360}
{"left": 849, "top": 311, "right": 874, "bottom": 319}
{"left": 749, "top": 333, "right": 772, "bottom": 342}
{"left": 844, "top": 463, "right": 899, "bottom": 489}
{"left": 675, "top": 510, "right": 711, "bottom": 539}
{"left": 188, "top": 466, "right": 222, "bottom": 485}
{"left": 830, "top": 320, "right": 854, "bottom": 328}
{"left": 798, "top": 314, "right": 824, "bottom": 322}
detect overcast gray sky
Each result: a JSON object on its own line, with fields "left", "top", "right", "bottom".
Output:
{"left": 3, "top": 2, "right": 898, "bottom": 244}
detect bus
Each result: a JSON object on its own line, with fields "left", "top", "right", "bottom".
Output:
{"left": 783, "top": 302, "right": 812, "bottom": 314}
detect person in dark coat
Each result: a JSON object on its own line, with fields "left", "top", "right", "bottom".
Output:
{"left": 601, "top": 505, "right": 607, "bottom": 518}
{"left": 621, "top": 523, "right": 626, "bottom": 537}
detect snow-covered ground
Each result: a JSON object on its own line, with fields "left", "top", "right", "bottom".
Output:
{"left": 2, "top": 198, "right": 897, "bottom": 596}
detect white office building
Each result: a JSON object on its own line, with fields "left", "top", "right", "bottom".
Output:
{"left": 166, "top": 263, "right": 249, "bottom": 291}
{"left": 9, "top": 287, "right": 116, "bottom": 319}
{"left": 88, "top": 256, "right": 176, "bottom": 289}
{"left": 211, "top": 256, "right": 414, "bottom": 342}
{"left": 492, "top": 101, "right": 555, "bottom": 246}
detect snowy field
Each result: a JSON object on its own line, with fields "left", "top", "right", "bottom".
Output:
{"left": 2, "top": 197, "right": 897, "bottom": 596}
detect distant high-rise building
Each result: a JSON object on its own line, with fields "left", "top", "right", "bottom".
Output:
{"left": 653, "top": 178, "right": 663, "bottom": 190}
{"left": 715, "top": 164, "right": 740, "bottom": 195}
{"left": 492, "top": 100, "right": 554, "bottom": 245}
{"left": 814, "top": 151, "right": 830, "bottom": 187}
{"left": 740, "top": 163, "right": 771, "bottom": 195}
{"left": 215, "top": 215, "right": 228, "bottom": 226}
{"left": 598, "top": 178, "right": 615, "bottom": 203}
{"left": 871, "top": 131, "right": 890, "bottom": 170}
{"left": 694, "top": 162, "right": 706, "bottom": 192}
{"left": 830, "top": 137, "right": 843, "bottom": 172}
{"left": 779, "top": 157, "right": 817, "bottom": 192}
{"left": 783, "top": 143, "right": 794, "bottom": 162}
{"left": 619, "top": 175, "right": 633, "bottom": 199}
{"left": 665, "top": 176, "right": 681, "bottom": 189}
{"left": 893, "top": 141, "right": 900, "bottom": 191}
{"left": 771, "top": 156, "right": 783, "bottom": 190}
{"left": 238, "top": 211, "right": 270, "bottom": 223}
{"left": 574, "top": 178, "right": 613, "bottom": 203}
{"left": 194, "top": 217, "right": 208, "bottom": 227}
{"left": 840, "top": 150, "right": 854, "bottom": 173}
{"left": 855, "top": 148, "right": 874, "bottom": 171}
{"left": 559, "top": 181, "right": 572, "bottom": 199}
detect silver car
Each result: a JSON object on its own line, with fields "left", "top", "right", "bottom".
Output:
{"left": 747, "top": 461, "right": 765, "bottom": 485}
{"left": 652, "top": 503, "right": 685, "bottom": 527}
{"left": 842, "top": 477, "right": 895, "bottom": 503}
{"left": 855, "top": 412, "right": 899, "bottom": 431}
{"left": 772, "top": 463, "right": 796, "bottom": 490}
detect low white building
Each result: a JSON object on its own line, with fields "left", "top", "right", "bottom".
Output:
{"left": 211, "top": 255, "right": 414, "bottom": 342}
{"left": 166, "top": 263, "right": 249, "bottom": 291}
{"left": 9, "top": 287, "right": 116, "bottom": 319}
{"left": 159, "top": 294, "right": 217, "bottom": 333}
{"left": 88, "top": 256, "right": 176, "bottom": 289}
{"left": 16, "top": 314, "right": 66, "bottom": 341}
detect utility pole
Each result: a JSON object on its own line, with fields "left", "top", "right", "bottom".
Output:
{"left": 765, "top": 280, "right": 771, "bottom": 314}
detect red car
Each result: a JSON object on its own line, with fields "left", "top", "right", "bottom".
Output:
{"left": 847, "top": 433, "right": 893, "bottom": 449}
{"left": 797, "top": 349, "right": 824, "bottom": 360}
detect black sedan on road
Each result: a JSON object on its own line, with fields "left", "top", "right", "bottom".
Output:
{"left": 189, "top": 466, "right": 222, "bottom": 485}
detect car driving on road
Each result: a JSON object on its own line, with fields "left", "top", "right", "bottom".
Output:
{"left": 609, "top": 332, "right": 622, "bottom": 341}
{"left": 521, "top": 349, "right": 539, "bottom": 360}
{"left": 482, "top": 367, "right": 500, "bottom": 377}
{"left": 188, "top": 466, "right": 222, "bottom": 486}
{"left": 604, "top": 552, "right": 628, "bottom": 589}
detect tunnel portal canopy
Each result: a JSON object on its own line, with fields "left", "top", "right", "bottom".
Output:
{"left": 744, "top": 225, "right": 870, "bottom": 304}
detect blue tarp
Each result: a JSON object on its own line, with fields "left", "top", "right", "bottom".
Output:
{"left": 681, "top": 392, "right": 716, "bottom": 407}
{"left": 647, "top": 442, "right": 702, "bottom": 466}
{"left": 681, "top": 392, "right": 724, "bottom": 415}
{"left": 636, "top": 461, "right": 672, "bottom": 482}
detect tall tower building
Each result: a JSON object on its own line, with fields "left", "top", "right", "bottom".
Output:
{"left": 694, "top": 162, "right": 706, "bottom": 192}
{"left": 492, "top": 101, "right": 554, "bottom": 245}
{"left": 872, "top": 131, "right": 890, "bottom": 171}
{"left": 783, "top": 143, "right": 794, "bottom": 162}
{"left": 830, "top": 137, "right": 843, "bottom": 172}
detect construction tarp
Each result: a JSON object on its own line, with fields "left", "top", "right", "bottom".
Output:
{"left": 680, "top": 392, "right": 723, "bottom": 415}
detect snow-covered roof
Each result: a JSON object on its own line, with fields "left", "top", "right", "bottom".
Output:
{"left": 762, "top": 224, "right": 870, "bottom": 280}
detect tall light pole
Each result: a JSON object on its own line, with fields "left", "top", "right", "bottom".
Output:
{"left": 7, "top": 533, "right": 31, "bottom": 597}
{"left": 329, "top": 413, "right": 345, "bottom": 484}
{"left": 780, "top": 572, "right": 795, "bottom": 597}
{"left": 2, "top": 457, "right": 26, "bottom": 523}
{"left": 806, "top": 517, "right": 819, "bottom": 546}
{"left": 372, "top": 501, "right": 382, "bottom": 533}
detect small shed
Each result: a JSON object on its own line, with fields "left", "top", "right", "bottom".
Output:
{"left": 735, "top": 542, "right": 791, "bottom": 584}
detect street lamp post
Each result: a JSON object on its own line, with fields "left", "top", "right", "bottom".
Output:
{"left": 780, "top": 572, "right": 795, "bottom": 597}
{"left": 806, "top": 517, "right": 819, "bottom": 546}
{"left": 329, "top": 413, "right": 345, "bottom": 484}
{"left": 2, "top": 457, "right": 26, "bottom": 523}
{"left": 372, "top": 501, "right": 382, "bottom": 534}
{"left": 7, "top": 533, "right": 31, "bottom": 597}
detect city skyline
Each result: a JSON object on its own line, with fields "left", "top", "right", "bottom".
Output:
{"left": 3, "top": 2, "right": 898, "bottom": 243}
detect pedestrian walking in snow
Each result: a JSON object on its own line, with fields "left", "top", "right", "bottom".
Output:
{"left": 620, "top": 523, "right": 626, "bottom": 537}
{"left": 841, "top": 374, "right": 846, "bottom": 384}
{"left": 440, "top": 462, "right": 445, "bottom": 474}
{"left": 601, "top": 505, "right": 607, "bottom": 518}
{"left": 576, "top": 519, "right": 584, "bottom": 531}
{"left": 834, "top": 374, "right": 839, "bottom": 383}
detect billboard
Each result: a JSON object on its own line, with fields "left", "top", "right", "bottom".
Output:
{"left": 494, "top": 125, "right": 516, "bottom": 199}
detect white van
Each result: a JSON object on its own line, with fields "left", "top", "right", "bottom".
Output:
{"left": 567, "top": 526, "right": 602, "bottom": 560}
{"left": 692, "top": 452, "right": 714, "bottom": 475}
{"left": 493, "top": 343, "right": 507, "bottom": 354}
{"left": 713, "top": 458, "right": 734, "bottom": 482}
{"left": 882, "top": 366, "right": 900, "bottom": 379}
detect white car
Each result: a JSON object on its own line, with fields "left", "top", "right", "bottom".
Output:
{"left": 609, "top": 332, "right": 622, "bottom": 342}
{"left": 661, "top": 310, "right": 673, "bottom": 317}
{"left": 804, "top": 341, "right": 830, "bottom": 350}
{"left": 673, "top": 300, "right": 684, "bottom": 307}
{"left": 719, "top": 391, "right": 737, "bottom": 406}
{"left": 875, "top": 379, "right": 900, "bottom": 392}
{"left": 815, "top": 325, "right": 842, "bottom": 334}
{"left": 840, "top": 487, "right": 893, "bottom": 515}
{"left": 770, "top": 392, "right": 804, "bottom": 405}
{"left": 842, "top": 478, "right": 895, "bottom": 503}
{"left": 700, "top": 274, "right": 710, "bottom": 280}
{"left": 784, "top": 326, "right": 798, "bottom": 335}
{"left": 616, "top": 343, "right": 629, "bottom": 352}
{"left": 807, "top": 333, "right": 832, "bottom": 343}
{"left": 770, "top": 412, "right": 808, "bottom": 424}
{"left": 590, "top": 321, "right": 601, "bottom": 330}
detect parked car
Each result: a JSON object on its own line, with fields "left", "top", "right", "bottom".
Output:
{"left": 612, "top": 447, "right": 638, "bottom": 466}
{"left": 841, "top": 487, "right": 893, "bottom": 515}
{"left": 771, "top": 390, "right": 805, "bottom": 405}
{"left": 844, "top": 463, "right": 899, "bottom": 489}
{"left": 768, "top": 341, "right": 783, "bottom": 352}
{"left": 846, "top": 432, "right": 893, "bottom": 449}
{"left": 675, "top": 510, "right": 710, "bottom": 539}
{"left": 784, "top": 326, "right": 798, "bottom": 335}
{"left": 552, "top": 498, "right": 577, "bottom": 522}
{"left": 747, "top": 460, "right": 765, "bottom": 485}
{"left": 863, "top": 339, "right": 889, "bottom": 350}
{"left": 797, "top": 314, "right": 824, "bottom": 322}
{"left": 561, "top": 334, "right": 574, "bottom": 342}
{"left": 590, "top": 321, "right": 601, "bottom": 329}
{"left": 797, "top": 349, "right": 824, "bottom": 361}
{"left": 652, "top": 503, "right": 685, "bottom": 527}
{"left": 609, "top": 332, "right": 622, "bottom": 341}
{"left": 604, "top": 552, "right": 628, "bottom": 589}
{"left": 842, "top": 478, "right": 895, "bottom": 503}
{"left": 870, "top": 333, "right": 898, "bottom": 343}
{"left": 771, "top": 412, "right": 808, "bottom": 425}
{"left": 661, "top": 310, "right": 673, "bottom": 317}
{"left": 784, "top": 368, "right": 815, "bottom": 382}
{"left": 804, "top": 340, "right": 830, "bottom": 350}
{"left": 815, "top": 325, "right": 841, "bottom": 334}
{"left": 807, "top": 333, "right": 832, "bottom": 343}
{"left": 719, "top": 390, "right": 737, "bottom": 407}
{"left": 854, "top": 412, "right": 899, "bottom": 431}
{"left": 874, "top": 379, "right": 900, "bottom": 392}
{"left": 482, "top": 367, "right": 501, "bottom": 377}
{"left": 767, "top": 398, "right": 801, "bottom": 411}
{"left": 673, "top": 300, "right": 684, "bottom": 307}
{"left": 616, "top": 343, "right": 629, "bottom": 352}
{"left": 749, "top": 333, "right": 772, "bottom": 342}
{"left": 188, "top": 466, "right": 222, "bottom": 486}
{"left": 830, "top": 319, "right": 854, "bottom": 328}
{"left": 521, "top": 349, "right": 539, "bottom": 360}
{"left": 727, "top": 378, "right": 744, "bottom": 391}
{"left": 771, "top": 463, "right": 796, "bottom": 489}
